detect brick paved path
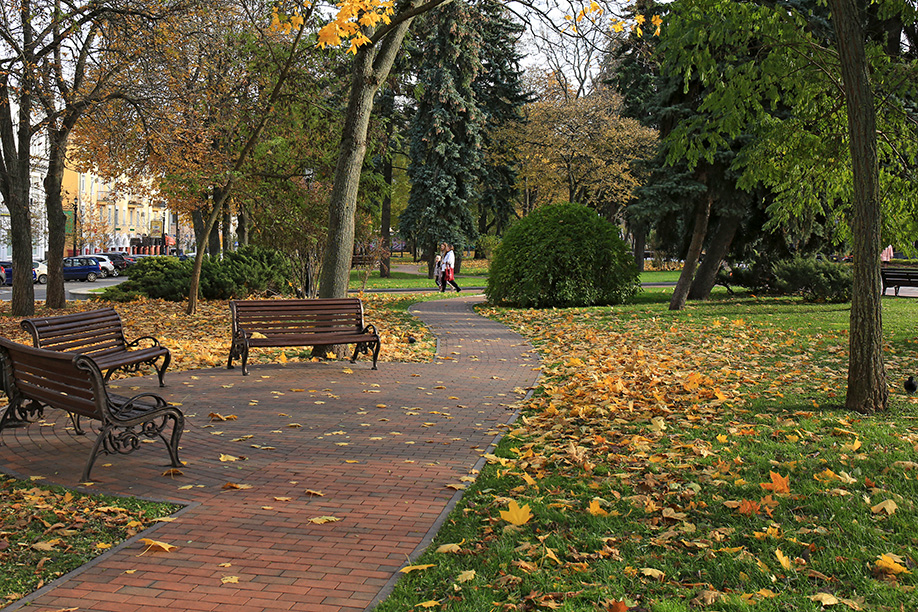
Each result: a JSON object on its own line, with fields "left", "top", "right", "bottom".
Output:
{"left": 0, "top": 295, "right": 540, "bottom": 612}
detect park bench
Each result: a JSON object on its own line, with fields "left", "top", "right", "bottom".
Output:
{"left": 20, "top": 307, "right": 171, "bottom": 387}
{"left": 881, "top": 267, "right": 918, "bottom": 296}
{"left": 0, "top": 337, "right": 184, "bottom": 482}
{"left": 228, "top": 298, "right": 381, "bottom": 376}
{"left": 351, "top": 253, "right": 376, "bottom": 268}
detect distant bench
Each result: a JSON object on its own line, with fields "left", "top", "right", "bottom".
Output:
{"left": 0, "top": 337, "right": 183, "bottom": 482}
{"left": 21, "top": 307, "right": 171, "bottom": 387}
{"left": 881, "top": 267, "right": 918, "bottom": 297}
{"left": 351, "top": 254, "right": 376, "bottom": 268}
{"left": 227, "top": 298, "right": 381, "bottom": 376}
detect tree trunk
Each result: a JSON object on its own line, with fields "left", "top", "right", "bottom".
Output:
{"left": 380, "top": 155, "right": 392, "bottom": 278}
{"left": 44, "top": 130, "right": 71, "bottom": 308}
{"left": 8, "top": 202, "right": 34, "bottom": 315}
{"left": 237, "top": 207, "right": 249, "bottom": 247}
{"left": 186, "top": 196, "right": 224, "bottom": 314}
{"left": 830, "top": 0, "right": 887, "bottom": 414}
{"left": 632, "top": 223, "right": 646, "bottom": 273}
{"left": 669, "top": 188, "right": 712, "bottom": 311}
{"left": 689, "top": 214, "right": 740, "bottom": 301}
{"left": 192, "top": 209, "right": 206, "bottom": 251}
{"left": 222, "top": 197, "right": 232, "bottom": 253}
{"left": 318, "top": 13, "right": 420, "bottom": 299}
{"left": 208, "top": 191, "right": 222, "bottom": 256}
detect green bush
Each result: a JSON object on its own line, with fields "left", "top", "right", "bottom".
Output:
{"left": 486, "top": 202, "right": 640, "bottom": 308}
{"left": 476, "top": 235, "right": 501, "bottom": 259}
{"left": 201, "top": 246, "right": 292, "bottom": 300}
{"left": 96, "top": 246, "right": 294, "bottom": 302}
{"left": 772, "top": 256, "right": 852, "bottom": 303}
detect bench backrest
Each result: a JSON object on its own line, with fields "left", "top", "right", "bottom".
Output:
{"left": 230, "top": 298, "right": 366, "bottom": 337}
{"left": 21, "top": 308, "right": 128, "bottom": 358}
{"left": 0, "top": 337, "right": 104, "bottom": 421}
{"left": 881, "top": 267, "right": 918, "bottom": 279}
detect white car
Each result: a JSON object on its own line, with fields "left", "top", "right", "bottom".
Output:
{"left": 88, "top": 255, "right": 118, "bottom": 278}
{"left": 33, "top": 261, "right": 48, "bottom": 284}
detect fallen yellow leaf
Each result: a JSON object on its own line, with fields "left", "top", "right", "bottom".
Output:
{"left": 457, "top": 569, "right": 476, "bottom": 583}
{"left": 399, "top": 563, "right": 435, "bottom": 573}
{"left": 775, "top": 549, "right": 792, "bottom": 571}
{"left": 876, "top": 553, "right": 910, "bottom": 575}
{"left": 499, "top": 500, "right": 533, "bottom": 526}
{"left": 139, "top": 538, "right": 177, "bottom": 553}
{"left": 809, "top": 592, "right": 839, "bottom": 606}
{"left": 436, "top": 540, "right": 464, "bottom": 554}
{"left": 871, "top": 499, "right": 897, "bottom": 515}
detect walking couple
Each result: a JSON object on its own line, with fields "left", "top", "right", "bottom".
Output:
{"left": 434, "top": 243, "right": 461, "bottom": 293}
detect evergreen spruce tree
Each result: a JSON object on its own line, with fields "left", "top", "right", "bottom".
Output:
{"left": 471, "top": 0, "right": 530, "bottom": 241}
{"left": 400, "top": 0, "right": 482, "bottom": 262}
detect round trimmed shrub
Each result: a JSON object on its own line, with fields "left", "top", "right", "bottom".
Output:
{"left": 486, "top": 202, "right": 640, "bottom": 308}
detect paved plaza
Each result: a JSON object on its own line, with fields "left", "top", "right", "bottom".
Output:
{"left": 0, "top": 295, "right": 541, "bottom": 612}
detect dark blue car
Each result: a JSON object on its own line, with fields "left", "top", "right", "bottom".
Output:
{"left": 63, "top": 257, "right": 102, "bottom": 281}
{"left": 0, "top": 262, "right": 36, "bottom": 285}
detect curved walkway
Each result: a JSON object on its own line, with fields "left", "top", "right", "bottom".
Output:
{"left": 0, "top": 295, "right": 540, "bottom": 612}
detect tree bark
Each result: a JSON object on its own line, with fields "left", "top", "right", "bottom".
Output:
{"left": 830, "top": 0, "right": 887, "bottom": 413}
{"left": 43, "top": 129, "right": 71, "bottom": 309}
{"left": 689, "top": 214, "right": 740, "bottom": 301}
{"left": 669, "top": 187, "right": 712, "bottom": 311}
{"left": 380, "top": 155, "right": 392, "bottom": 278}
{"left": 319, "top": 1, "right": 444, "bottom": 298}
{"left": 221, "top": 197, "right": 232, "bottom": 252}
{"left": 186, "top": 195, "right": 225, "bottom": 314}
{"left": 208, "top": 190, "right": 222, "bottom": 256}
{"left": 632, "top": 223, "right": 646, "bottom": 273}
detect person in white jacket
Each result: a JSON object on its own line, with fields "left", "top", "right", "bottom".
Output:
{"left": 440, "top": 243, "right": 461, "bottom": 293}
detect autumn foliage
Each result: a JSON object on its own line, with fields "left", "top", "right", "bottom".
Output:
{"left": 379, "top": 296, "right": 918, "bottom": 611}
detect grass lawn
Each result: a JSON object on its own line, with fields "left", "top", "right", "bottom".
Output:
{"left": 640, "top": 270, "right": 682, "bottom": 284}
{"left": 349, "top": 268, "right": 488, "bottom": 291}
{"left": 376, "top": 289, "right": 918, "bottom": 612}
{"left": 0, "top": 477, "right": 179, "bottom": 606}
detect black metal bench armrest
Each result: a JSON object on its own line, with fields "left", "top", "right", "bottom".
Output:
{"left": 127, "top": 335, "right": 163, "bottom": 348}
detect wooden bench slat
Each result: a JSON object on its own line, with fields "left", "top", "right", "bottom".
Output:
{"left": 881, "top": 267, "right": 918, "bottom": 296}
{"left": 22, "top": 307, "right": 171, "bottom": 387}
{"left": 228, "top": 298, "right": 380, "bottom": 375}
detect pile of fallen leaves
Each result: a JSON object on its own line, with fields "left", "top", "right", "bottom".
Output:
{"left": 377, "top": 305, "right": 918, "bottom": 612}
{"left": 0, "top": 294, "right": 435, "bottom": 378}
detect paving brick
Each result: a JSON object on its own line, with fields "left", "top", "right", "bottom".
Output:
{"left": 0, "top": 295, "right": 539, "bottom": 612}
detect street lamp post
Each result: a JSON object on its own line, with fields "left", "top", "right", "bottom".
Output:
{"left": 72, "top": 197, "right": 79, "bottom": 256}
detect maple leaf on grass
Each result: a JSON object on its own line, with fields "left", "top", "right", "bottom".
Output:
{"left": 399, "top": 563, "right": 435, "bottom": 573}
{"left": 760, "top": 471, "right": 790, "bottom": 494}
{"left": 500, "top": 500, "right": 533, "bottom": 526}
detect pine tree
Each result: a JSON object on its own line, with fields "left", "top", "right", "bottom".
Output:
{"left": 471, "top": 0, "right": 530, "bottom": 241}
{"left": 400, "top": 0, "right": 483, "bottom": 261}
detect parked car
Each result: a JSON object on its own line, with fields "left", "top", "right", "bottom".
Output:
{"left": 101, "top": 252, "right": 135, "bottom": 270}
{"left": 33, "top": 260, "right": 48, "bottom": 284}
{"left": 88, "top": 255, "right": 118, "bottom": 277}
{"left": 63, "top": 256, "right": 102, "bottom": 281}
{"left": 0, "top": 262, "right": 36, "bottom": 285}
